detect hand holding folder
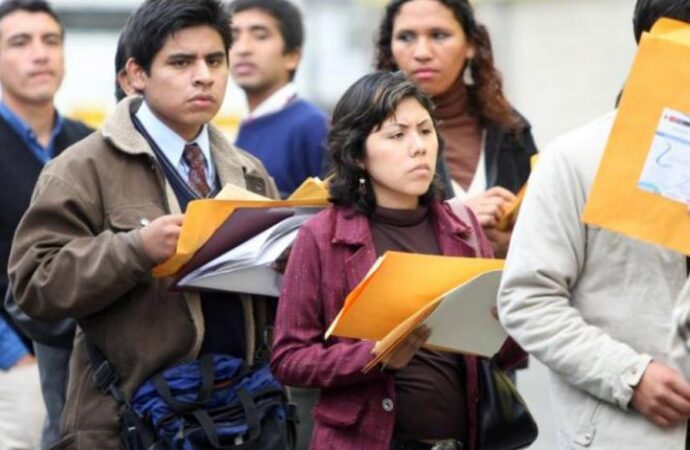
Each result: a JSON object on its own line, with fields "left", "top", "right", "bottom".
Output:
{"left": 154, "top": 177, "right": 329, "bottom": 278}
{"left": 324, "top": 252, "right": 506, "bottom": 373}
{"left": 496, "top": 154, "right": 538, "bottom": 231}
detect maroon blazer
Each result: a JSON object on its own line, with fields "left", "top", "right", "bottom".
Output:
{"left": 270, "top": 201, "right": 525, "bottom": 450}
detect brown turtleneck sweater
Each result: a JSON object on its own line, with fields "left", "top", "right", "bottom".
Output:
{"left": 433, "top": 76, "right": 483, "bottom": 191}
{"left": 370, "top": 206, "right": 467, "bottom": 442}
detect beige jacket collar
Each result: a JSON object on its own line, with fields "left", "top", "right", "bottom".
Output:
{"left": 102, "top": 96, "right": 248, "bottom": 192}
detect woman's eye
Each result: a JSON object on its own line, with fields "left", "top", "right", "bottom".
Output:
{"left": 395, "top": 32, "right": 415, "bottom": 43}
{"left": 432, "top": 31, "right": 450, "bottom": 40}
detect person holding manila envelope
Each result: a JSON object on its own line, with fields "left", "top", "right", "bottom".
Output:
{"left": 499, "top": 1, "right": 690, "bottom": 449}
{"left": 270, "top": 71, "right": 525, "bottom": 450}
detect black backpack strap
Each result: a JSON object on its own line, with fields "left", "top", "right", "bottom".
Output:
{"left": 191, "top": 387, "right": 263, "bottom": 450}
{"left": 152, "top": 354, "right": 216, "bottom": 413}
{"left": 87, "top": 340, "right": 127, "bottom": 404}
{"left": 85, "top": 340, "right": 159, "bottom": 450}
{"left": 252, "top": 296, "right": 275, "bottom": 365}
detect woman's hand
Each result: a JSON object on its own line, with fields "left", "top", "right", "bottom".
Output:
{"left": 483, "top": 226, "right": 512, "bottom": 258}
{"left": 464, "top": 187, "right": 516, "bottom": 227}
{"left": 372, "top": 326, "right": 431, "bottom": 371}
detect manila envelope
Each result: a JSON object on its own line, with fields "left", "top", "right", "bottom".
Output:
{"left": 153, "top": 177, "right": 329, "bottom": 277}
{"left": 582, "top": 18, "right": 690, "bottom": 255}
{"left": 325, "top": 251, "right": 504, "bottom": 343}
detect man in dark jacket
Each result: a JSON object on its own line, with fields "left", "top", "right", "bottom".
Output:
{"left": 0, "top": 1, "right": 91, "bottom": 448}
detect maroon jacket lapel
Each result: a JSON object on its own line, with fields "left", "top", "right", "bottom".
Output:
{"left": 331, "top": 206, "right": 378, "bottom": 292}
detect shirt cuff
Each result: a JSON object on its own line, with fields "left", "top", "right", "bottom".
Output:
{"left": 616, "top": 354, "right": 653, "bottom": 410}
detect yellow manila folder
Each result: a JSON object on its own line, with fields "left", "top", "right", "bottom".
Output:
{"left": 153, "top": 177, "right": 329, "bottom": 278}
{"left": 582, "top": 19, "right": 690, "bottom": 255}
{"left": 496, "top": 154, "right": 538, "bottom": 231}
{"left": 323, "top": 252, "right": 505, "bottom": 373}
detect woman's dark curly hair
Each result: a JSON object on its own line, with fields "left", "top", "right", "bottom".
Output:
{"left": 374, "top": 0, "right": 523, "bottom": 133}
{"left": 328, "top": 71, "right": 443, "bottom": 215}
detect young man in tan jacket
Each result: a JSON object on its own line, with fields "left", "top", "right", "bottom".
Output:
{"left": 9, "top": 0, "right": 277, "bottom": 448}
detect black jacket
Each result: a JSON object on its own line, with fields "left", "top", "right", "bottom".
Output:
{"left": 0, "top": 114, "right": 92, "bottom": 348}
{"left": 435, "top": 113, "right": 538, "bottom": 197}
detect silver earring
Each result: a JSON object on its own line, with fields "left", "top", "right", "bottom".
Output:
{"left": 358, "top": 176, "right": 366, "bottom": 195}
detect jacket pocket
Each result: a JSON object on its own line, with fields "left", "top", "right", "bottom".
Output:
{"left": 106, "top": 204, "right": 162, "bottom": 232}
{"left": 572, "top": 396, "right": 602, "bottom": 448}
{"left": 312, "top": 389, "right": 367, "bottom": 428}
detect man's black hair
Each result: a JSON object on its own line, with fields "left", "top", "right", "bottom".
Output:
{"left": 0, "top": 0, "right": 63, "bottom": 36}
{"left": 125, "top": 0, "right": 232, "bottom": 75}
{"left": 633, "top": 0, "right": 690, "bottom": 42}
{"left": 229, "top": 0, "right": 303, "bottom": 79}
{"left": 114, "top": 24, "right": 130, "bottom": 101}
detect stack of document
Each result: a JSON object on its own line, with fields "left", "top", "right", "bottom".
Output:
{"left": 154, "top": 177, "right": 329, "bottom": 278}
{"left": 176, "top": 211, "right": 316, "bottom": 297}
{"left": 324, "top": 252, "right": 506, "bottom": 372}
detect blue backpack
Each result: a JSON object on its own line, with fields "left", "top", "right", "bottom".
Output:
{"left": 88, "top": 345, "right": 296, "bottom": 450}
{"left": 129, "top": 354, "right": 296, "bottom": 450}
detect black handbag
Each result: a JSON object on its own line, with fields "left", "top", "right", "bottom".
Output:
{"left": 477, "top": 358, "right": 538, "bottom": 450}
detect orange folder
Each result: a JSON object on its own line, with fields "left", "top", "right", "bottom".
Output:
{"left": 324, "top": 252, "right": 505, "bottom": 372}
{"left": 496, "top": 154, "right": 538, "bottom": 231}
{"left": 582, "top": 19, "right": 690, "bottom": 255}
{"left": 153, "top": 177, "right": 329, "bottom": 278}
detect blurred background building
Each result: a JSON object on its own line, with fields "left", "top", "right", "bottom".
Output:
{"left": 33, "top": 0, "right": 635, "bottom": 149}
{"left": 8, "top": 1, "right": 638, "bottom": 448}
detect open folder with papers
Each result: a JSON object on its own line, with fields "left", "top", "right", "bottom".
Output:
{"left": 154, "top": 177, "right": 329, "bottom": 278}
{"left": 324, "top": 252, "right": 506, "bottom": 373}
{"left": 176, "top": 209, "right": 317, "bottom": 296}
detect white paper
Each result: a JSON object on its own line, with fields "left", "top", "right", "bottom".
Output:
{"left": 423, "top": 270, "right": 506, "bottom": 357}
{"left": 177, "top": 211, "right": 314, "bottom": 296}
{"left": 638, "top": 107, "right": 690, "bottom": 203}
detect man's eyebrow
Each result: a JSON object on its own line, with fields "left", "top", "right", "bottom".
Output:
{"left": 231, "top": 23, "right": 270, "bottom": 32}
{"left": 205, "top": 51, "right": 227, "bottom": 59}
{"left": 166, "top": 50, "right": 226, "bottom": 60}
{"left": 166, "top": 52, "right": 196, "bottom": 61}
{"left": 7, "top": 32, "right": 31, "bottom": 41}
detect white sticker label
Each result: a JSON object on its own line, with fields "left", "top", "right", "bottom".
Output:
{"left": 638, "top": 108, "right": 690, "bottom": 203}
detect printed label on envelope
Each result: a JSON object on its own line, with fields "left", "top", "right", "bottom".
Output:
{"left": 638, "top": 107, "right": 690, "bottom": 203}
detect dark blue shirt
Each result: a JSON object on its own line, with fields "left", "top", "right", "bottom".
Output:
{"left": 0, "top": 101, "right": 64, "bottom": 164}
{"left": 236, "top": 99, "right": 328, "bottom": 198}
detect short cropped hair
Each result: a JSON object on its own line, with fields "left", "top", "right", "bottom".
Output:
{"left": 328, "top": 71, "right": 443, "bottom": 215}
{"left": 114, "top": 22, "right": 131, "bottom": 101}
{"left": 0, "top": 0, "right": 62, "bottom": 36}
{"left": 229, "top": 0, "right": 304, "bottom": 79}
{"left": 633, "top": 0, "right": 690, "bottom": 42}
{"left": 125, "top": 0, "right": 232, "bottom": 75}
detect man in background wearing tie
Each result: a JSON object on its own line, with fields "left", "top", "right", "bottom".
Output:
{"left": 8, "top": 0, "right": 277, "bottom": 447}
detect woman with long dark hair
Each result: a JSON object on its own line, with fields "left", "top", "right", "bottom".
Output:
{"left": 270, "top": 71, "right": 524, "bottom": 450}
{"left": 375, "top": 0, "right": 537, "bottom": 256}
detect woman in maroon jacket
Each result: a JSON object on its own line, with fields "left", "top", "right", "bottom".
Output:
{"left": 270, "top": 71, "right": 524, "bottom": 450}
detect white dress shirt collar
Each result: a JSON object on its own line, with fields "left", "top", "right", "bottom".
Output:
{"left": 135, "top": 100, "right": 215, "bottom": 186}
{"left": 247, "top": 82, "right": 297, "bottom": 120}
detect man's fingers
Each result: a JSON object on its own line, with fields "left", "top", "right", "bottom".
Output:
{"left": 668, "top": 376, "right": 690, "bottom": 402}
{"left": 664, "top": 390, "right": 690, "bottom": 416}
